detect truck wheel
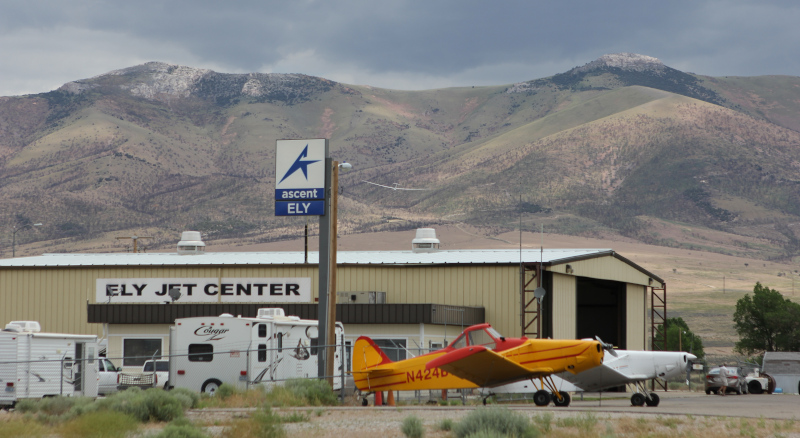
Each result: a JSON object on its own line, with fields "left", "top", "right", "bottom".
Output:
{"left": 201, "top": 379, "right": 222, "bottom": 395}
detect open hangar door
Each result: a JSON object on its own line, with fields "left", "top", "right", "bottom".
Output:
{"left": 576, "top": 277, "right": 626, "bottom": 349}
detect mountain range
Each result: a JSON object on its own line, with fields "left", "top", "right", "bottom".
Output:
{"left": 1, "top": 53, "right": 799, "bottom": 261}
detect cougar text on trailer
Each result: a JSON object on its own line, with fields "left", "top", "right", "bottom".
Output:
{"left": 0, "top": 321, "right": 99, "bottom": 408}
{"left": 168, "top": 308, "right": 344, "bottom": 395}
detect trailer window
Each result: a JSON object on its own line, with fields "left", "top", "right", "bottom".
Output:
{"left": 277, "top": 333, "right": 283, "bottom": 352}
{"left": 258, "top": 324, "right": 267, "bottom": 338}
{"left": 123, "top": 339, "right": 162, "bottom": 367}
{"left": 258, "top": 344, "right": 267, "bottom": 362}
{"left": 188, "top": 344, "right": 214, "bottom": 362}
{"left": 310, "top": 337, "right": 318, "bottom": 355}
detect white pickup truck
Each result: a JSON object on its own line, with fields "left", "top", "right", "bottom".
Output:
{"left": 117, "top": 360, "right": 169, "bottom": 391}
{"left": 97, "top": 358, "right": 120, "bottom": 395}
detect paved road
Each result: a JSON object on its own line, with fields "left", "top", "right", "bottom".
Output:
{"left": 506, "top": 391, "right": 800, "bottom": 419}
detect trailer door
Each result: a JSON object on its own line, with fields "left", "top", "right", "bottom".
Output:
{"left": 80, "top": 341, "right": 99, "bottom": 397}
{"left": 0, "top": 335, "right": 18, "bottom": 406}
{"left": 251, "top": 322, "right": 270, "bottom": 385}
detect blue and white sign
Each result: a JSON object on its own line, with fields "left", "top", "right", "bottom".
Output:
{"left": 275, "top": 139, "right": 327, "bottom": 216}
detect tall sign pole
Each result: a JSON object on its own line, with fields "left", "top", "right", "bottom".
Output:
{"left": 275, "top": 139, "right": 331, "bottom": 384}
{"left": 317, "top": 157, "right": 332, "bottom": 385}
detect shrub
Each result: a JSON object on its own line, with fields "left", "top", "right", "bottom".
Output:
{"left": 401, "top": 415, "right": 425, "bottom": 438}
{"left": 57, "top": 410, "right": 138, "bottom": 438}
{"left": 556, "top": 413, "right": 598, "bottom": 433}
{"left": 220, "top": 406, "right": 285, "bottom": 438}
{"left": 96, "top": 387, "right": 187, "bottom": 422}
{"left": 142, "top": 388, "right": 186, "bottom": 422}
{"left": 155, "top": 418, "right": 209, "bottom": 438}
{"left": 453, "top": 406, "right": 538, "bottom": 438}
{"left": 14, "top": 398, "right": 39, "bottom": 413}
{"left": 96, "top": 388, "right": 151, "bottom": 422}
{"left": 264, "top": 379, "right": 338, "bottom": 407}
{"left": 437, "top": 418, "right": 454, "bottom": 431}
{"left": 215, "top": 383, "right": 238, "bottom": 399}
{"left": 0, "top": 418, "right": 46, "bottom": 438}
{"left": 38, "top": 395, "right": 80, "bottom": 415}
{"left": 171, "top": 387, "right": 201, "bottom": 409}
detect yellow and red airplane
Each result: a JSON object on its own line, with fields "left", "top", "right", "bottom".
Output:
{"left": 352, "top": 323, "right": 607, "bottom": 407}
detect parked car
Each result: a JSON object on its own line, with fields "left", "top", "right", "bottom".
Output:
{"left": 705, "top": 366, "right": 747, "bottom": 394}
{"left": 97, "top": 358, "right": 120, "bottom": 395}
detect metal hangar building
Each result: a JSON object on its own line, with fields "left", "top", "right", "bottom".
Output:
{"left": 0, "top": 232, "right": 666, "bottom": 370}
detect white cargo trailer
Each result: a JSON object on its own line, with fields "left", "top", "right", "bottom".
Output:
{"left": 168, "top": 308, "right": 344, "bottom": 394}
{"left": 0, "top": 321, "right": 99, "bottom": 407}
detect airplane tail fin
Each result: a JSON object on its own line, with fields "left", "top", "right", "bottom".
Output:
{"left": 352, "top": 336, "right": 393, "bottom": 373}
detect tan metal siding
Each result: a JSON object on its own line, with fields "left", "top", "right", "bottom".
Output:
{"left": 626, "top": 284, "right": 646, "bottom": 350}
{"left": 550, "top": 258, "right": 656, "bottom": 287}
{"left": 1, "top": 264, "right": 521, "bottom": 338}
{"left": 551, "top": 273, "right": 577, "bottom": 339}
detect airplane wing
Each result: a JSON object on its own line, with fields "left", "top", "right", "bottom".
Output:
{"left": 362, "top": 180, "right": 395, "bottom": 189}
{"left": 426, "top": 346, "right": 553, "bottom": 387}
{"left": 559, "top": 363, "right": 650, "bottom": 391}
{"left": 362, "top": 180, "right": 428, "bottom": 191}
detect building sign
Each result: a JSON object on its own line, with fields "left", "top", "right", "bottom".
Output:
{"left": 275, "top": 139, "right": 327, "bottom": 216}
{"left": 96, "top": 278, "right": 311, "bottom": 303}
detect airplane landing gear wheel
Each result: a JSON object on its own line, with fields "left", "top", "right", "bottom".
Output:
{"left": 645, "top": 393, "right": 660, "bottom": 407}
{"left": 630, "top": 392, "right": 646, "bottom": 406}
{"left": 533, "top": 390, "right": 551, "bottom": 406}
{"left": 361, "top": 397, "right": 369, "bottom": 406}
{"left": 553, "top": 392, "right": 571, "bottom": 407}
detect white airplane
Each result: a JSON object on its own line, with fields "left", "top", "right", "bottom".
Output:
{"left": 362, "top": 180, "right": 428, "bottom": 191}
{"left": 481, "top": 350, "right": 696, "bottom": 407}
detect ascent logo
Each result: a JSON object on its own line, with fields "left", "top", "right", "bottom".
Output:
{"left": 279, "top": 145, "right": 320, "bottom": 184}
{"left": 194, "top": 326, "right": 230, "bottom": 341}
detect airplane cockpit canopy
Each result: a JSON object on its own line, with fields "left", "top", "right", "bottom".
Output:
{"left": 449, "top": 325, "right": 504, "bottom": 351}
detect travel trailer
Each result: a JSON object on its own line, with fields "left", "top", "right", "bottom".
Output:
{"left": 0, "top": 321, "right": 98, "bottom": 407}
{"left": 168, "top": 308, "right": 344, "bottom": 394}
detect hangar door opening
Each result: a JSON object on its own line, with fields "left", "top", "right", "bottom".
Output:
{"left": 576, "top": 277, "right": 626, "bottom": 349}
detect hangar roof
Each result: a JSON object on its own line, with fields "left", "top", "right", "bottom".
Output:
{"left": 0, "top": 248, "right": 607, "bottom": 266}
{"left": 0, "top": 248, "right": 663, "bottom": 283}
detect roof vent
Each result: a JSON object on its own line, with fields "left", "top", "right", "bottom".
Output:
{"left": 177, "top": 231, "right": 205, "bottom": 255}
{"left": 412, "top": 228, "right": 440, "bottom": 253}
{"left": 257, "top": 308, "right": 286, "bottom": 319}
{"left": 4, "top": 321, "right": 41, "bottom": 333}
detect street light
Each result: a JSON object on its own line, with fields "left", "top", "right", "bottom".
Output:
{"left": 11, "top": 222, "right": 42, "bottom": 257}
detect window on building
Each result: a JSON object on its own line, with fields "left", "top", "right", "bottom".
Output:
{"left": 123, "top": 338, "right": 162, "bottom": 367}
{"left": 188, "top": 344, "right": 214, "bottom": 362}
{"left": 344, "top": 341, "right": 352, "bottom": 372}
{"left": 372, "top": 339, "right": 407, "bottom": 362}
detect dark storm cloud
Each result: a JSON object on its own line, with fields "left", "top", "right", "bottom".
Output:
{"left": 1, "top": 0, "right": 799, "bottom": 96}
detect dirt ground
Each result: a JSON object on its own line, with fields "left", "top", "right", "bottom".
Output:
{"left": 184, "top": 391, "right": 800, "bottom": 438}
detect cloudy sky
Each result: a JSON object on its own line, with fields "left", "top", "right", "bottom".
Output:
{"left": 2, "top": 0, "right": 798, "bottom": 97}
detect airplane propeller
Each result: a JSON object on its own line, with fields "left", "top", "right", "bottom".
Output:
{"left": 595, "top": 336, "right": 618, "bottom": 357}
{"left": 686, "top": 357, "right": 693, "bottom": 385}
